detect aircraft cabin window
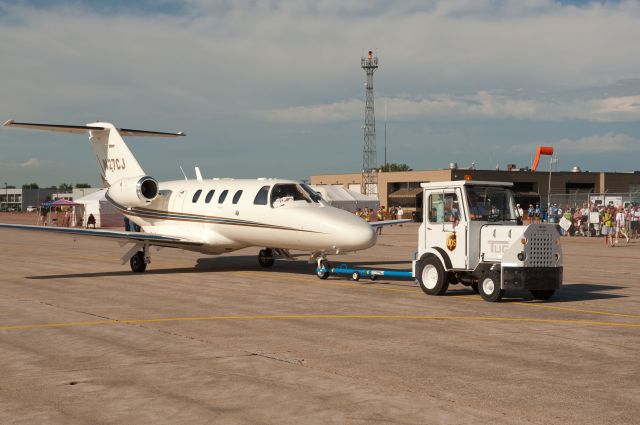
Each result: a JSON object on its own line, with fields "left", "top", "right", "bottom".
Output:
{"left": 205, "top": 190, "right": 215, "bottom": 203}
{"left": 232, "top": 190, "right": 243, "bottom": 204}
{"left": 253, "top": 186, "right": 270, "bottom": 205}
{"left": 270, "top": 184, "right": 312, "bottom": 207}
{"left": 218, "top": 189, "right": 229, "bottom": 204}
{"left": 192, "top": 189, "right": 202, "bottom": 203}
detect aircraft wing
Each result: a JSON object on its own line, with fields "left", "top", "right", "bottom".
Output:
{"left": 0, "top": 223, "right": 203, "bottom": 248}
{"left": 369, "top": 219, "right": 412, "bottom": 228}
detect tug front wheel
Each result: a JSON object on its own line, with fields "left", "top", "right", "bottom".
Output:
{"left": 478, "top": 271, "right": 503, "bottom": 302}
{"left": 416, "top": 256, "right": 449, "bottom": 296}
{"left": 130, "top": 251, "right": 147, "bottom": 273}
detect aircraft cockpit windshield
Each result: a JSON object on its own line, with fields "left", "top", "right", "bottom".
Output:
{"left": 270, "top": 184, "right": 313, "bottom": 207}
{"left": 300, "top": 184, "right": 322, "bottom": 203}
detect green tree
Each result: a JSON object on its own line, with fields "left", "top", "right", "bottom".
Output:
{"left": 58, "top": 183, "right": 73, "bottom": 192}
{"left": 75, "top": 183, "right": 91, "bottom": 188}
{"left": 22, "top": 183, "right": 39, "bottom": 189}
{"left": 379, "top": 163, "right": 413, "bottom": 172}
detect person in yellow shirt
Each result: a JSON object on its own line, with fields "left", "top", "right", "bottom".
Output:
{"left": 602, "top": 206, "right": 614, "bottom": 247}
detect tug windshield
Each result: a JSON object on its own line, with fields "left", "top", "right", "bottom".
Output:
{"left": 466, "top": 186, "right": 517, "bottom": 222}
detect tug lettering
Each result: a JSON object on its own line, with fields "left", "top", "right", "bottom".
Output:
{"left": 488, "top": 240, "right": 509, "bottom": 253}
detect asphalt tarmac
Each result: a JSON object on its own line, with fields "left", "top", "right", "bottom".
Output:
{"left": 0, "top": 217, "right": 638, "bottom": 424}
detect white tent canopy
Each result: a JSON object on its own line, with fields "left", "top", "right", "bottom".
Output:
{"left": 310, "top": 185, "right": 379, "bottom": 212}
{"left": 74, "top": 189, "right": 123, "bottom": 228}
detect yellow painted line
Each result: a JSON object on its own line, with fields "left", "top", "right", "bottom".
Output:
{"left": 510, "top": 302, "right": 640, "bottom": 319}
{"left": 1, "top": 314, "right": 639, "bottom": 332}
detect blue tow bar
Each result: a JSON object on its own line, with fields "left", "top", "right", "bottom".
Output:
{"left": 316, "top": 263, "right": 414, "bottom": 281}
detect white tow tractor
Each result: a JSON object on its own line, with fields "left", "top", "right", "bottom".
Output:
{"left": 413, "top": 180, "right": 563, "bottom": 302}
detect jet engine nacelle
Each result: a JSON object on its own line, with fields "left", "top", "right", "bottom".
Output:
{"left": 107, "top": 175, "right": 159, "bottom": 207}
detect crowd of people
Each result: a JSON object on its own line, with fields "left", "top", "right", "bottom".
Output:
{"left": 354, "top": 205, "right": 404, "bottom": 235}
{"left": 516, "top": 201, "right": 640, "bottom": 245}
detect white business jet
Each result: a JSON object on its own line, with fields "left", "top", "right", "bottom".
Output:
{"left": 1, "top": 120, "right": 405, "bottom": 276}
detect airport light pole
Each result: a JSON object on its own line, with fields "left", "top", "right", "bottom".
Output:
{"left": 4, "top": 182, "right": 7, "bottom": 212}
{"left": 547, "top": 155, "right": 557, "bottom": 220}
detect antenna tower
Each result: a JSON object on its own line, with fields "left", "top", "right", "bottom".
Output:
{"left": 361, "top": 50, "right": 378, "bottom": 195}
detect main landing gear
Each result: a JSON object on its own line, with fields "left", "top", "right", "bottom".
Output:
{"left": 258, "top": 248, "right": 275, "bottom": 268}
{"left": 130, "top": 251, "right": 147, "bottom": 273}
{"left": 124, "top": 243, "right": 151, "bottom": 273}
{"left": 257, "top": 248, "right": 292, "bottom": 268}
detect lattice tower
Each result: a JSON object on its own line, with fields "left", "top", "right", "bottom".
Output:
{"left": 361, "top": 50, "right": 378, "bottom": 195}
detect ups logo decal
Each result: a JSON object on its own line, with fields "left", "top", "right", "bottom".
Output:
{"left": 446, "top": 232, "right": 457, "bottom": 251}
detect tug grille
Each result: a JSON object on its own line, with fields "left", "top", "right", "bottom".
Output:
{"left": 524, "top": 232, "right": 556, "bottom": 267}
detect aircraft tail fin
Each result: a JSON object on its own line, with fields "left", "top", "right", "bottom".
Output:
{"left": 3, "top": 120, "right": 185, "bottom": 187}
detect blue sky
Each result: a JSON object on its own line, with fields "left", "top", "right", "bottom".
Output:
{"left": 0, "top": 0, "right": 639, "bottom": 187}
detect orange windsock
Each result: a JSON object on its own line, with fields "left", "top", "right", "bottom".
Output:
{"left": 532, "top": 146, "right": 554, "bottom": 171}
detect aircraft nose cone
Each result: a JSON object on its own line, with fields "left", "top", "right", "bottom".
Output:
{"left": 333, "top": 211, "right": 377, "bottom": 251}
{"left": 345, "top": 220, "right": 377, "bottom": 251}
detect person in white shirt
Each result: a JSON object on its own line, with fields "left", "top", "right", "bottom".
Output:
{"left": 615, "top": 206, "right": 630, "bottom": 244}
{"left": 396, "top": 206, "right": 404, "bottom": 226}
{"left": 631, "top": 206, "right": 640, "bottom": 239}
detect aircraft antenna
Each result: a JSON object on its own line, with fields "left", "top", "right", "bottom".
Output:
{"left": 361, "top": 49, "right": 379, "bottom": 195}
{"left": 179, "top": 165, "right": 188, "bottom": 181}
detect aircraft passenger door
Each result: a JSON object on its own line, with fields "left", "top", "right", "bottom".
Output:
{"left": 172, "top": 190, "right": 187, "bottom": 213}
{"left": 426, "top": 190, "right": 467, "bottom": 269}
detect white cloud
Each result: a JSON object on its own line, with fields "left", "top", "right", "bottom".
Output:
{"left": 258, "top": 92, "right": 640, "bottom": 123}
{"left": 19, "top": 158, "right": 50, "bottom": 168}
{"left": 513, "top": 133, "right": 640, "bottom": 156}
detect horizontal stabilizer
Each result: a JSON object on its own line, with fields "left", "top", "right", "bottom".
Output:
{"left": 3, "top": 120, "right": 104, "bottom": 134}
{"left": 369, "top": 219, "right": 412, "bottom": 228}
{"left": 3, "top": 120, "right": 185, "bottom": 137}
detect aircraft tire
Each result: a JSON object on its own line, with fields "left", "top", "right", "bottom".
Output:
{"left": 478, "top": 271, "right": 503, "bottom": 302}
{"left": 316, "top": 260, "right": 330, "bottom": 280}
{"left": 416, "top": 256, "right": 449, "bottom": 296}
{"left": 351, "top": 272, "right": 360, "bottom": 281}
{"left": 258, "top": 249, "right": 275, "bottom": 268}
{"left": 130, "top": 251, "right": 147, "bottom": 273}
{"left": 530, "top": 290, "right": 555, "bottom": 301}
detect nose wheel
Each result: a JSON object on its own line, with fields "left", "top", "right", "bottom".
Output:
{"left": 316, "top": 258, "right": 331, "bottom": 279}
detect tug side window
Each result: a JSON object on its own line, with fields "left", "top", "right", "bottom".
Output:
{"left": 428, "top": 193, "right": 460, "bottom": 224}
